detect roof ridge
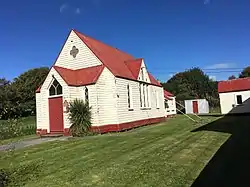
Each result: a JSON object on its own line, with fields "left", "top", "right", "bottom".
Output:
{"left": 73, "top": 29, "right": 134, "bottom": 58}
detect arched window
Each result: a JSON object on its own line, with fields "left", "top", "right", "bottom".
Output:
{"left": 85, "top": 87, "right": 89, "bottom": 103}
{"left": 49, "top": 79, "right": 62, "bottom": 96}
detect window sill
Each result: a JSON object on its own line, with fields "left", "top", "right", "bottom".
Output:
{"left": 156, "top": 107, "right": 160, "bottom": 109}
{"left": 141, "top": 107, "right": 151, "bottom": 110}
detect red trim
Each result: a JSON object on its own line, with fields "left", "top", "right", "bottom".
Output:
{"left": 36, "top": 129, "right": 48, "bottom": 136}
{"left": 41, "top": 117, "right": 166, "bottom": 136}
{"left": 64, "top": 128, "right": 70, "bottom": 136}
{"left": 91, "top": 117, "right": 166, "bottom": 134}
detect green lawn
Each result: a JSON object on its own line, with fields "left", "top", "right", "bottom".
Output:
{"left": 0, "top": 115, "right": 230, "bottom": 187}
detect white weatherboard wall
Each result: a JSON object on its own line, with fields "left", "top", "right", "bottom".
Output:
{"left": 219, "top": 90, "right": 250, "bottom": 114}
{"left": 37, "top": 67, "right": 69, "bottom": 133}
{"left": 165, "top": 97, "right": 177, "bottom": 116}
{"left": 185, "top": 99, "right": 209, "bottom": 114}
{"left": 54, "top": 31, "right": 102, "bottom": 70}
{"left": 115, "top": 78, "right": 165, "bottom": 124}
{"left": 95, "top": 67, "right": 118, "bottom": 126}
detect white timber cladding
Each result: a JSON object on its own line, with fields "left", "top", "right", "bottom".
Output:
{"left": 184, "top": 99, "right": 209, "bottom": 114}
{"left": 115, "top": 77, "right": 165, "bottom": 124}
{"left": 54, "top": 31, "right": 102, "bottom": 70}
{"left": 38, "top": 67, "right": 69, "bottom": 133}
{"left": 137, "top": 60, "right": 150, "bottom": 83}
{"left": 95, "top": 67, "right": 118, "bottom": 126}
{"left": 219, "top": 90, "right": 250, "bottom": 114}
{"left": 35, "top": 93, "right": 42, "bottom": 128}
{"left": 165, "top": 97, "right": 177, "bottom": 116}
{"left": 63, "top": 85, "right": 99, "bottom": 128}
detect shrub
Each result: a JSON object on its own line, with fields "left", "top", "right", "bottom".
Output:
{"left": 69, "top": 99, "right": 92, "bottom": 137}
{"left": 0, "top": 160, "right": 44, "bottom": 186}
{"left": 0, "top": 119, "right": 36, "bottom": 140}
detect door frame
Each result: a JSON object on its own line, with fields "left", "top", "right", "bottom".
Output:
{"left": 192, "top": 100, "right": 199, "bottom": 114}
{"left": 48, "top": 96, "right": 64, "bottom": 133}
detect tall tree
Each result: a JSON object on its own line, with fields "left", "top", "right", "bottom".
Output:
{"left": 11, "top": 67, "right": 49, "bottom": 116}
{"left": 162, "top": 67, "right": 219, "bottom": 107}
{"left": 228, "top": 75, "right": 236, "bottom": 80}
{"left": 239, "top": 66, "right": 250, "bottom": 78}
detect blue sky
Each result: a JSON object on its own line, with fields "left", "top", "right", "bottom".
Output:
{"left": 1, "top": 0, "right": 250, "bottom": 82}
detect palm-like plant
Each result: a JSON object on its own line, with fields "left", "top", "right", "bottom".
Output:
{"left": 69, "top": 99, "right": 92, "bottom": 137}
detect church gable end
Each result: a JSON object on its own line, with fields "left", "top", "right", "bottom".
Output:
{"left": 54, "top": 30, "right": 102, "bottom": 70}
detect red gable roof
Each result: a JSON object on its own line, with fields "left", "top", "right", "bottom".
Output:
{"left": 53, "top": 65, "right": 104, "bottom": 86}
{"left": 148, "top": 73, "right": 162, "bottom": 87}
{"left": 74, "top": 30, "right": 135, "bottom": 80}
{"left": 164, "top": 90, "right": 174, "bottom": 98}
{"left": 73, "top": 30, "right": 162, "bottom": 87}
{"left": 218, "top": 77, "right": 250, "bottom": 93}
{"left": 125, "top": 58, "right": 143, "bottom": 79}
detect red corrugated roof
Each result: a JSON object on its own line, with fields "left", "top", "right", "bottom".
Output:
{"left": 125, "top": 58, "right": 143, "bottom": 79}
{"left": 53, "top": 65, "right": 104, "bottom": 86}
{"left": 164, "top": 90, "right": 174, "bottom": 99}
{"left": 218, "top": 77, "right": 250, "bottom": 93}
{"left": 73, "top": 30, "right": 162, "bottom": 87}
{"left": 148, "top": 73, "right": 162, "bottom": 87}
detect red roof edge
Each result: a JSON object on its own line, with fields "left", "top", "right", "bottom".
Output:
{"left": 218, "top": 77, "right": 250, "bottom": 93}
{"left": 36, "top": 86, "right": 41, "bottom": 93}
{"left": 164, "top": 90, "right": 174, "bottom": 98}
{"left": 148, "top": 73, "right": 162, "bottom": 87}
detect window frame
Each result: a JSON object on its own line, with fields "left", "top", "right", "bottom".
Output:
{"left": 127, "top": 84, "right": 133, "bottom": 110}
{"left": 85, "top": 87, "right": 89, "bottom": 105}
{"left": 236, "top": 95, "right": 243, "bottom": 105}
{"left": 49, "top": 79, "right": 63, "bottom": 97}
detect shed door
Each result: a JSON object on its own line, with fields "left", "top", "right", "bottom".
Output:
{"left": 49, "top": 96, "right": 64, "bottom": 133}
{"left": 192, "top": 101, "right": 199, "bottom": 114}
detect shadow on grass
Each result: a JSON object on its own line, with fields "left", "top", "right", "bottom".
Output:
{"left": 191, "top": 98, "right": 250, "bottom": 186}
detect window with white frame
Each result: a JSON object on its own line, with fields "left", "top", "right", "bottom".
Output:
{"left": 146, "top": 85, "right": 150, "bottom": 107}
{"left": 139, "top": 84, "right": 142, "bottom": 107}
{"left": 127, "top": 84, "right": 133, "bottom": 109}
{"left": 49, "top": 79, "right": 62, "bottom": 96}
{"left": 156, "top": 91, "right": 159, "bottom": 108}
{"left": 236, "top": 95, "right": 243, "bottom": 105}
{"left": 85, "top": 87, "right": 89, "bottom": 104}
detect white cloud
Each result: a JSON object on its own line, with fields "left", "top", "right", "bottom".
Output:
{"left": 169, "top": 74, "right": 174, "bottom": 78}
{"left": 205, "top": 63, "right": 236, "bottom": 69}
{"left": 75, "top": 8, "right": 81, "bottom": 14}
{"left": 204, "top": 0, "right": 210, "bottom": 5}
{"left": 60, "top": 3, "right": 68, "bottom": 13}
{"left": 209, "top": 75, "right": 217, "bottom": 81}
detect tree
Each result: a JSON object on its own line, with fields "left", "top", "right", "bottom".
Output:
{"left": 162, "top": 67, "right": 219, "bottom": 107}
{"left": 228, "top": 75, "right": 236, "bottom": 80}
{"left": 239, "top": 66, "right": 250, "bottom": 78}
{"left": 11, "top": 67, "right": 49, "bottom": 116}
{"left": 69, "top": 99, "right": 92, "bottom": 136}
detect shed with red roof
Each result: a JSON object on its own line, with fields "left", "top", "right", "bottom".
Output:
{"left": 218, "top": 78, "right": 250, "bottom": 114}
{"left": 36, "top": 30, "right": 166, "bottom": 136}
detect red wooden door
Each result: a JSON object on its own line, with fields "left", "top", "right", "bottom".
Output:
{"left": 192, "top": 101, "right": 199, "bottom": 114}
{"left": 49, "top": 97, "right": 64, "bottom": 133}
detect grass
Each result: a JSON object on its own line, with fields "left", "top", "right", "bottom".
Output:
{"left": 0, "top": 115, "right": 230, "bottom": 186}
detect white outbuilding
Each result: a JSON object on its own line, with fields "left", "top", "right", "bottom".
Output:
{"left": 218, "top": 78, "right": 250, "bottom": 114}
{"left": 164, "top": 90, "right": 176, "bottom": 116}
{"left": 184, "top": 99, "right": 209, "bottom": 114}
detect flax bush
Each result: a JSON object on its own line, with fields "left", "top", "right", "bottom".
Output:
{"left": 69, "top": 99, "right": 92, "bottom": 137}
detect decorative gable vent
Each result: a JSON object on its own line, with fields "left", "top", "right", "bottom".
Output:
{"left": 70, "top": 46, "right": 79, "bottom": 58}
